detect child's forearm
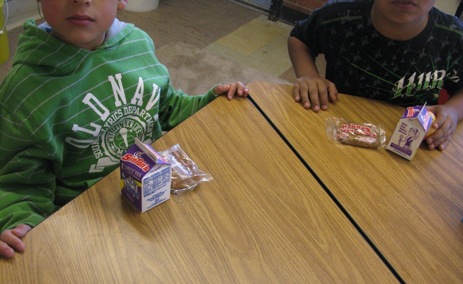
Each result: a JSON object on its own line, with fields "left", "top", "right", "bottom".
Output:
{"left": 287, "top": 36, "right": 320, "bottom": 78}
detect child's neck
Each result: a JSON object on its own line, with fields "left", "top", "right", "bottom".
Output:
{"left": 371, "top": 9, "right": 429, "bottom": 41}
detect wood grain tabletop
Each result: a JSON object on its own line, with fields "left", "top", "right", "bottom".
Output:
{"left": 1, "top": 97, "right": 397, "bottom": 283}
{"left": 247, "top": 80, "right": 463, "bottom": 283}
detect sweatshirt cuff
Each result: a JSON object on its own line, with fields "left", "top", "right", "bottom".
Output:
{"left": 208, "top": 86, "right": 220, "bottom": 98}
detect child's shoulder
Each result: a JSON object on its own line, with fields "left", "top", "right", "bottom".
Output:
{"left": 306, "top": 0, "right": 371, "bottom": 27}
{"left": 430, "top": 8, "right": 463, "bottom": 35}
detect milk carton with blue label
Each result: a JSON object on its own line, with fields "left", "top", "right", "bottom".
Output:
{"left": 120, "top": 138, "right": 171, "bottom": 212}
{"left": 386, "top": 105, "right": 435, "bottom": 161}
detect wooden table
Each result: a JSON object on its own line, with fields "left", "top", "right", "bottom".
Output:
{"left": 1, "top": 97, "right": 397, "bottom": 283}
{"left": 247, "top": 80, "right": 463, "bottom": 283}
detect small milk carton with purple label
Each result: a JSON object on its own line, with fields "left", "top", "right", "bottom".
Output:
{"left": 386, "top": 105, "right": 434, "bottom": 161}
{"left": 120, "top": 138, "right": 171, "bottom": 212}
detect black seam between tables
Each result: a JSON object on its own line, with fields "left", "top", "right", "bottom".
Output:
{"left": 247, "top": 94, "right": 405, "bottom": 284}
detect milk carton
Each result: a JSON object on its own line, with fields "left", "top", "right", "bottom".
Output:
{"left": 386, "top": 105, "right": 434, "bottom": 160}
{"left": 120, "top": 138, "right": 171, "bottom": 212}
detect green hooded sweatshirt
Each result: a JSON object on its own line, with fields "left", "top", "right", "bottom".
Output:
{"left": 0, "top": 19, "right": 217, "bottom": 232}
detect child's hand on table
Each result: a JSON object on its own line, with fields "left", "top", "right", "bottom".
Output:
{"left": 0, "top": 224, "right": 31, "bottom": 259}
{"left": 213, "top": 81, "right": 249, "bottom": 100}
{"left": 425, "top": 105, "right": 459, "bottom": 151}
{"left": 292, "top": 75, "right": 338, "bottom": 112}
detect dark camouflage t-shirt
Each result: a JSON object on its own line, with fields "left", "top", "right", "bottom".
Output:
{"left": 290, "top": 0, "right": 463, "bottom": 106}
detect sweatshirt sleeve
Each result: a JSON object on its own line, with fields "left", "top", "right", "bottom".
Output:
{"left": 158, "top": 81, "right": 218, "bottom": 132}
{"left": 0, "top": 96, "right": 59, "bottom": 233}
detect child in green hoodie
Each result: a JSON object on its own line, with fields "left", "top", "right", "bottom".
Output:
{"left": 0, "top": 0, "right": 249, "bottom": 258}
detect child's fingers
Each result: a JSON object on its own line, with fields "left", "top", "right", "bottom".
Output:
{"left": 214, "top": 82, "right": 248, "bottom": 99}
{"left": 0, "top": 241, "right": 15, "bottom": 258}
{"left": 0, "top": 229, "right": 26, "bottom": 254}
{"left": 227, "top": 83, "right": 237, "bottom": 100}
{"left": 12, "top": 224, "right": 32, "bottom": 238}
{"left": 213, "top": 84, "right": 227, "bottom": 95}
{"left": 327, "top": 81, "right": 338, "bottom": 103}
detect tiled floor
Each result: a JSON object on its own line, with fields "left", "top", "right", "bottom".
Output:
{"left": 205, "top": 15, "right": 294, "bottom": 77}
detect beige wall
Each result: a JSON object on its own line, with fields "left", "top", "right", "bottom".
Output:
{"left": 435, "top": 0, "right": 459, "bottom": 15}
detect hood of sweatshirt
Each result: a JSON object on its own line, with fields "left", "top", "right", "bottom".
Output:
{"left": 13, "top": 18, "right": 133, "bottom": 74}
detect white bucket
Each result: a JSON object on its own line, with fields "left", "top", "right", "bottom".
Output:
{"left": 125, "top": 0, "right": 159, "bottom": 12}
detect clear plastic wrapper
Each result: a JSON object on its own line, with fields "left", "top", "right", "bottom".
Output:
{"left": 325, "top": 117, "right": 386, "bottom": 149}
{"left": 159, "top": 144, "right": 213, "bottom": 194}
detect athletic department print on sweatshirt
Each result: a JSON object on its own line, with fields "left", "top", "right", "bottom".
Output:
{"left": 66, "top": 73, "right": 161, "bottom": 173}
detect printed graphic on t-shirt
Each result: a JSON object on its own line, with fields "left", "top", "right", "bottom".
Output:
{"left": 319, "top": 9, "right": 463, "bottom": 106}
{"left": 336, "top": 32, "right": 461, "bottom": 105}
{"left": 65, "top": 73, "right": 159, "bottom": 173}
